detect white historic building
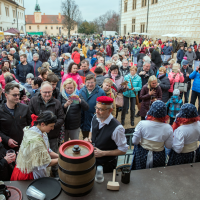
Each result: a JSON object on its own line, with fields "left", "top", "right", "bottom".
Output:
{"left": 120, "top": 0, "right": 200, "bottom": 43}
{"left": 0, "top": 0, "right": 26, "bottom": 33}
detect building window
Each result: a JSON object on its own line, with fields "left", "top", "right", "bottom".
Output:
{"left": 152, "top": 0, "right": 158, "bottom": 4}
{"left": 132, "top": 18, "right": 136, "bottom": 32}
{"left": 124, "top": 1, "right": 128, "bottom": 12}
{"left": 51, "top": 26, "right": 53, "bottom": 29}
{"left": 29, "top": 26, "right": 31, "bottom": 30}
{"left": 5, "top": 7, "right": 9, "bottom": 17}
{"left": 140, "top": 23, "right": 145, "bottom": 33}
{"left": 45, "top": 26, "right": 47, "bottom": 29}
{"left": 13, "top": 10, "right": 16, "bottom": 18}
{"left": 133, "top": 0, "right": 136, "bottom": 10}
{"left": 56, "top": 26, "right": 58, "bottom": 29}
{"left": 141, "top": 0, "right": 147, "bottom": 7}
{"left": 124, "top": 25, "right": 127, "bottom": 35}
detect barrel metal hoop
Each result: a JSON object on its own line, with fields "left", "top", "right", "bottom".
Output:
{"left": 58, "top": 162, "right": 96, "bottom": 175}
{"left": 62, "top": 187, "right": 93, "bottom": 197}
{"left": 60, "top": 177, "right": 94, "bottom": 189}
{"left": 59, "top": 151, "right": 94, "bottom": 164}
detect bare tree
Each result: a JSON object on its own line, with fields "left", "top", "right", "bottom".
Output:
{"left": 61, "top": 0, "right": 81, "bottom": 37}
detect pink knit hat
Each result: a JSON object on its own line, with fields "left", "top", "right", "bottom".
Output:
{"left": 183, "top": 56, "right": 187, "bottom": 60}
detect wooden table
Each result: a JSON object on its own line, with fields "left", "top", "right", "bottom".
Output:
{"left": 5, "top": 163, "right": 200, "bottom": 200}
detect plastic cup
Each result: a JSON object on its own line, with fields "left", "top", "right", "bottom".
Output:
{"left": 26, "top": 186, "right": 46, "bottom": 200}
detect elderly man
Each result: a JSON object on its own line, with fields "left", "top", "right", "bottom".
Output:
{"left": 185, "top": 47, "right": 196, "bottom": 68}
{"left": 10, "top": 48, "right": 20, "bottom": 61}
{"left": 29, "top": 81, "right": 64, "bottom": 177}
{"left": 29, "top": 53, "right": 42, "bottom": 77}
{"left": 0, "top": 83, "right": 32, "bottom": 151}
{"left": 16, "top": 54, "right": 34, "bottom": 85}
{"left": 119, "top": 59, "right": 130, "bottom": 77}
{"left": 179, "top": 60, "right": 193, "bottom": 104}
{"left": 78, "top": 60, "right": 94, "bottom": 83}
{"left": 79, "top": 74, "right": 105, "bottom": 139}
{"left": 85, "top": 96, "right": 128, "bottom": 173}
{"left": 87, "top": 46, "right": 96, "bottom": 59}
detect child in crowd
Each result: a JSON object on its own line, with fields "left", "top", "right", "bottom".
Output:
{"left": 166, "top": 89, "right": 183, "bottom": 125}
{"left": 47, "top": 72, "right": 60, "bottom": 99}
{"left": 102, "top": 78, "right": 116, "bottom": 117}
{"left": 24, "top": 73, "right": 34, "bottom": 96}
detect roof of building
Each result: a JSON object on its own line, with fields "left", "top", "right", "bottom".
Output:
{"left": 25, "top": 15, "right": 65, "bottom": 24}
{"left": 6, "top": 0, "right": 18, "bottom": 6}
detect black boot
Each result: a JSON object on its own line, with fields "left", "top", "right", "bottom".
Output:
{"left": 131, "top": 121, "right": 134, "bottom": 126}
{"left": 135, "top": 111, "right": 140, "bottom": 118}
{"left": 121, "top": 120, "right": 125, "bottom": 126}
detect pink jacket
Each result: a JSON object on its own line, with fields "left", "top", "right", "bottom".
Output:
{"left": 62, "top": 73, "right": 83, "bottom": 90}
{"left": 106, "top": 45, "right": 112, "bottom": 57}
{"left": 168, "top": 72, "right": 184, "bottom": 93}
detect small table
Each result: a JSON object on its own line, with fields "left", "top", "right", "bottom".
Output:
{"left": 5, "top": 163, "right": 200, "bottom": 200}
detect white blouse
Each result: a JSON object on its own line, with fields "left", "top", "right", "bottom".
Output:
{"left": 29, "top": 126, "right": 52, "bottom": 179}
{"left": 172, "top": 122, "right": 200, "bottom": 153}
{"left": 132, "top": 120, "right": 173, "bottom": 149}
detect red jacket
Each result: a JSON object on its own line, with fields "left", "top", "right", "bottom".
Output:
{"left": 71, "top": 52, "right": 80, "bottom": 64}
{"left": 106, "top": 45, "right": 112, "bottom": 57}
{"left": 0, "top": 74, "right": 19, "bottom": 89}
{"left": 168, "top": 72, "right": 184, "bottom": 93}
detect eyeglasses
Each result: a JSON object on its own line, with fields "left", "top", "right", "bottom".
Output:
{"left": 86, "top": 82, "right": 95, "bottom": 85}
{"left": 95, "top": 106, "right": 109, "bottom": 112}
{"left": 9, "top": 93, "right": 20, "bottom": 97}
{"left": 41, "top": 91, "right": 52, "bottom": 94}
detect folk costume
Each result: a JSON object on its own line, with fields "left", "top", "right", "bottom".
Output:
{"left": 168, "top": 104, "right": 200, "bottom": 166}
{"left": 90, "top": 96, "right": 128, "bottom": 173}
{"left": 131, "top": 100, "right": 173, "bottom": 170}
{"left": 10, "top": 115, "right": 52, "bottom": 181}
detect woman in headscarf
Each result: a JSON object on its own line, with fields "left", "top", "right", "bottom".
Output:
{"left": 168, "top": 104, "right": 200, "bottom": 166}
{"left": 131, "top": 100, "right": 173, "bottom": 170}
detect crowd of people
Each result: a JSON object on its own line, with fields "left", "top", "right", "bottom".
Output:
{"left": 0, "top": 34, "right": 200, "bottom": 181}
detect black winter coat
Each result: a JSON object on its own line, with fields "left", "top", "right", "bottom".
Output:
{"left": 0, "top": 101, "right": 32, "bottom": 151}
{"left": 195, "top": 51, "right": 200, "bottom": 60}
{"left": 151, "top": 50, "right": 162, "bottom": 66}
{"left": 58, "top": 93, "right": 89, "bottom": 130}
{"left": 16, "top": 63, "right": 34, "bottom": 83}
{"left": 180, "top": 67, "right": 193, "bottom": 90}
{"left": 29, "top": 94, "right": 64, "bottom": 140}
{"left": 137, "top": 67, "right": 155, "bottom": 86}
{"left": 0, "top": 142, "right": 14, "bottom": 181}
{"left": 157, "top": 74, "right": 170, "bottom": 103}
{"left": 13, "top": 52, "right": 20, "bottom": 61}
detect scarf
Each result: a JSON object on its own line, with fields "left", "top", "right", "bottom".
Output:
{"left": 16, "top": 126, "right": 51, "bottom": 175}
{"left": 50, "top": 58, "right": 58, "bottom": 69}
{"left": 61, "top": 88, "right": 79, "bottom": 100}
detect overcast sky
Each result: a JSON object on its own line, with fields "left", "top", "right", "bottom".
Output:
{"left": 24, "top": 0, "right": 119, "bottom": 21}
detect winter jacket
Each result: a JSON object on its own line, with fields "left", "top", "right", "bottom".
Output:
{"left": 82, "top": 46, "right": 87, "bottom": 58}
{"left": 189, "top": 70, "right": 200, "bottom": 93}
{"left": 58, "top": 93, "right": 89, "bottom": 130}
{"left": 13, "top": 52, "right": 20, "bottom": 61}
{"left": 29, "top": 60, "right": 43, "bottom": 77}
{"left": 0, "top": 74, "right": 18, "bottom": 89}
{"left": 79, "top": 85, "right": 106, "bottom": 131}
{"left": 87, "top": 49, "right": 96, "bottom": 58}
{"left": 91, "top": 57, "right": 97, "bottom": 67}
{"left": 177, "top": 49, "right": 184, "bottom": 62}
{"left": 180, "top": 67, "right": 193, "bottom": 90}
{"left": 47, "top": 58, "right": 62, "bottom": 79}
{"left": 63, "top": 58, "right": 73, "bottom": 74}
{"left": 195, "top": 51, "right": 200, "bottom": 61}
{"left": 151, "top": 49, "right": 162, "bottom": 65}
{"left": 166, "top": 96, "right": 183, "bottom": 118}
{"left": 119, "top": 66, "right": 130, "bottom": 77}
{"left": 62, "top": 44, "right": 70, "bottom": 53}
{"left": 131, "top": 47, "right": 140, "bottom": 57}
{"left": 140, "top": 84, "right": 162, "bottom": 117}
{"left": 128, "top": 43, "right": 134, "bottom": 53}
{"left": 96, "top": 75, "right": 107, "bottom": 86}
{"left": 39, "top": 49, "right": 50, "bottom": 63}
{"left": 137, "top": 67, "right": 155, "bottom": 86}
{"left": 16, "top": 63, "right": 34, "bottom": 83}
{"left": 106, "top": 45, "right": 112, "bottom": 57}
{"left": 157, "top": 74, "right": 170, "bottom": 103}
{"left": 52, "top": 46, "right": 59, "bottom": 57}
{"left": 78, "top": 69, "right": 94, "bottom": 84}
{"left": 162, "top": 46, "right": 172, "bottom": 55}
{"left": 0, "top": 101, "right": 32, "bottom": 151}
{"left": 123, "top": 74, "right": 142, "bottom": 98}
{"left": 71, "top": 52, "right": 80, "bottom": 64}
{"left": 62, "top": 73, "right": 83, "bottom": 90}
{"left": 168, "top": 72, "right": 184, "bottom": 93}
{"left": 29, "top": 94, "right": 64, "bottom": 140}
{"left": 0, "top": 142, "right": 13, "bottom": 181}
{"left": 184, "top": 51, "right": 197, "bottom": 65}
{"left": 24, "top": 83, "right": 34, "bottom": 97}
{"left": 70, "top": 44, "right": 76, "bottom": 53}
{"left": 104, "top": 88, "right": 116, "bottom": 117}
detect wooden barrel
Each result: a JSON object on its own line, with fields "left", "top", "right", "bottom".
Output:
{"left": 58, "top": 140, "right": 96, "bottom": 197}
